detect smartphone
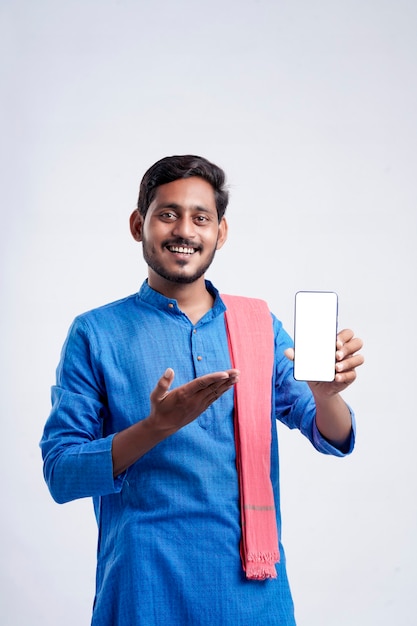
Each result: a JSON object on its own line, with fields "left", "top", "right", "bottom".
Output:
{"left": 293, "top": 291, "right": 338, "bottom": 382}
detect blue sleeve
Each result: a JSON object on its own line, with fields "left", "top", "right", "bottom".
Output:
{"left": 272, "top": 315, "right": 355, "bottom": 457}
{"left": 40, "top": 317, "right": 126, "bottom": 504}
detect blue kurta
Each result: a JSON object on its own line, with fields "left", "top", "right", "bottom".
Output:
{"left": 40, "top": 281, "right": 355, "bottom": 625}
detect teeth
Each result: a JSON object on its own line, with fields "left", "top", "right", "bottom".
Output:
{"left": 169, "top": 246, "right": 195, "bottom": 254}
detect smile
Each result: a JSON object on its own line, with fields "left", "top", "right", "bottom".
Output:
{"left": 167, "top": 245, "right": 197, "bottom": 255}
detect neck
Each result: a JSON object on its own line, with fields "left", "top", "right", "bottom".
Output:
{"left": 148, "top": 274, "right": 214, "bottom": 324}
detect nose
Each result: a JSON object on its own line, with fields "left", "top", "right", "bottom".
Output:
{"left": 171, "top": 215, "right": 196, "bottom": 240}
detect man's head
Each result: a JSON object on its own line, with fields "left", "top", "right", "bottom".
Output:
{"left": 130, "top": 155, "right": 229, "bottom": 290}
{"left": 136, "top": 155, "right": 229, "bottom": 222}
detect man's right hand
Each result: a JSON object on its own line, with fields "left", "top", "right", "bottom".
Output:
{"left": 112, "top": 368, "right": 239, "bottom": 477}
{"left": 148, "top": 367, "right": 240, "bottom": 433}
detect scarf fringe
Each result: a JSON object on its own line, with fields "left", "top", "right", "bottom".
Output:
{"left": 245, "top": 564, "right": 278, "bottom": 580}
{"left": 245, "top": 551, "right": 279, "bottom": 580}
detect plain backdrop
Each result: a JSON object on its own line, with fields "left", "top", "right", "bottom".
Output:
{"left": 1, "top": 1, "right": 416, "bottom": 624}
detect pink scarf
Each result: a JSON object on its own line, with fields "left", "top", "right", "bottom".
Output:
{"left": 222, "top": 294, "right": 280, "bottom": 580}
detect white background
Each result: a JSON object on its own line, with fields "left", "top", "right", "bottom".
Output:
{"left": 1, "top": 1, "right": 416, "bottom": 624}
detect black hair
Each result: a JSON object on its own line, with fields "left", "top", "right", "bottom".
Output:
{"left": 137, "top": 155, "right": 229, "bottom": 221}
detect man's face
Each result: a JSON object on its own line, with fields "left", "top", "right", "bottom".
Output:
{"left": 133, "top": 177, "right": 227, "bottom": 288}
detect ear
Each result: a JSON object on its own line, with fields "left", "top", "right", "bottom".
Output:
{"left": 130, "top": 209, "right": 144, "bottom": 242}
{"left": 216, "top": 217, "right": 228, "bottom": 250}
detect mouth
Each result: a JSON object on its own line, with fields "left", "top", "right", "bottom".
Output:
{"left": 165, "top": 244, "right": 199, "bottom": 255}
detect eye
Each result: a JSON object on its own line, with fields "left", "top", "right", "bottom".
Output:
{"left": 194, "top": 214, "right": 210, "bottom": 224}
{"left": 159, "top": 211, "right": 177, "bottom": 221}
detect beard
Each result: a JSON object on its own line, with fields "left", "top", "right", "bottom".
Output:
{"left": 141, "top": 236, "right": 218, "bottom": 285}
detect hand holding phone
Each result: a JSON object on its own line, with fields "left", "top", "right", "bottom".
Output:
{"left": 293, "top": 291, "right": 338, "bottom": 382}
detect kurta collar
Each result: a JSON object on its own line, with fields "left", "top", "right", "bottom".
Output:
{"left": 137, "top": 279, "right": 226, "bottom": 325}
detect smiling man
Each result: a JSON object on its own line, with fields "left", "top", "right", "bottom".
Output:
{"left": 134, "top": 176, "right": 226, "bottom": 285}
{"left": 130, "top": 175, "right": 228, "bottom": 323}
{"left": 40, "top": 155, "right": 364, "bottom": 625}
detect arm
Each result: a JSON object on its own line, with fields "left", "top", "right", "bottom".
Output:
{"left": 40, "top": 317, "right": 117, "bottom": 503}
{"left": 286, "top": 328, "right": 364, "bottom": 449}
{"left": 41, "top": 318, "right": 239, "bottom": 499}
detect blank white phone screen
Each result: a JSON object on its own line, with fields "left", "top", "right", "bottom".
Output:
{"left": 293, "top": 291, "right": 338, "bottom": 382}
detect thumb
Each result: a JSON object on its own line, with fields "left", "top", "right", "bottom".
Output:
{"left": 153, "top": 368, "right": 175, "bottom": 400}
{"left": 284, "top": 347, "right": 294, "bottom": 361}
{"left": 163, "top": 367, "right": 175, "bottom": 384}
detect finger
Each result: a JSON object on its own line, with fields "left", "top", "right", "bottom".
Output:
{"left": 284, "top": 348, "right": 294, "bottom": 361}
{"left": 336, "top": 337, "right": 364, "bottom": 361}
{"left": 201, "top": 378, "right": 238, "bottom": 405}
{"left": 336, "top": 353, "right": 365, "bottom": 374}
{"left": 335, "top": 369, "right": 357, "bottom": 385}
{"left": 336, "top": 328, "right": 355, "bottom": 349}
{"left": 211, "top": 375, "right": 239, "bottom": 399}
{"left": 207, "top": 382, "right": 234, "bottom": 407}
{"left": 190, "top": 371, "right": 239, "bottom": 409}
{"left": 192, "top": 370, "right": 239, "bottom": 394}
{"left": 151, "top": 368, "right": 175, "bottom": 402}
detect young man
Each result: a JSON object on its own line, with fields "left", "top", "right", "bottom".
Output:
{"left": 40, "top": 155, "right": 364, "bottom": 625}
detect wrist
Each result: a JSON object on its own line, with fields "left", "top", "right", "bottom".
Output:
{"left": 144, "top": 412, "right": 179, "bottom": 438}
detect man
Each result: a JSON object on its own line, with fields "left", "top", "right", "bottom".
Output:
{"left": 40, "top": 155, "right": 364, "bottom": 625}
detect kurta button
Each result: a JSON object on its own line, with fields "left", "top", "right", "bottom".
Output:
{"left": 168, "top": 303, "right": 174, "bottom": 309}
{"left": 197, "top": 356, "right": 202, "bottom": 361}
